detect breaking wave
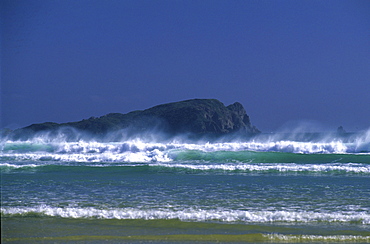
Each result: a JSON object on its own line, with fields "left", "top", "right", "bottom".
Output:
{"left": 2, "top": 130, "right": 369, "bottom": 174}
{"left": 2, "top": 205, "right": 369, "bottom": 224}
{"left": 1, "top": 128, "right": 370, "bottom": 154}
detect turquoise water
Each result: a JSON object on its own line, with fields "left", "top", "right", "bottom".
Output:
{"left": 1, "top": 131, "right": 370, "bottom": 242}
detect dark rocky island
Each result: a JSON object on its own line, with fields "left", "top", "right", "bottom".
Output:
{"left": 10, "top": 99, "right": 260, "bottom": 140}
{"left": 337, "top": 126, "right": 346, "bottom": 135}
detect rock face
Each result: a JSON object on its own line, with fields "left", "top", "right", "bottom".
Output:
{"left": 337, "top": 126, "right": 346, "bottom": 134}
{"left": 11, "top": 99, "right": 260, "bottom": 139}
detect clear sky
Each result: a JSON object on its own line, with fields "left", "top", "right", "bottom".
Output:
{"left": 1, "top": 0, "right": 369, "bottom": 132}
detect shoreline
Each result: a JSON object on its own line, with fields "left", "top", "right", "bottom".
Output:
{"left": 2, "top": 217, "right": 369, "bottom": 243}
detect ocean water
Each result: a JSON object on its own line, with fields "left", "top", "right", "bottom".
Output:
{"left": 1, "top": 130, "right": 370, "bottom": 243}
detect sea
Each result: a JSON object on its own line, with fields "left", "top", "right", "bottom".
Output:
{"left": 1, "top": 129, "right": 370, "bottom": 243}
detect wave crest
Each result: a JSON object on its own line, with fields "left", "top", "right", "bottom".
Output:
{"left": 2, "top": 205, "right": 369, "bottom": 224}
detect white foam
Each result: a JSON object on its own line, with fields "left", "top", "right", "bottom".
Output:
{"left": 2, "top": 206, "right": 369, "bottom": 224}
{"left": 2, "top": 137, "right": 370, "bottom": 166}
{"left": 156, "top": 162, "right": 370, "bottom": 173}
{"left": 3, "top": 127, "right": 370, "bottom": 154}
{"left": 265, "top": 234, "right": 370, "bottom": 242}
{"left": 0, "top": 149, "right": 172, "bottom": 163}
{"left": 3, "top": 138, "right": 370, "bottom": 155}
{"left": 0, "top": 163, "right": 39, "bottom": 168}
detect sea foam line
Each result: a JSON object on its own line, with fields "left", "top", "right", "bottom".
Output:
{"left": 156, "top": 163, "right": 370, "bottom": 173}
{"left": 2, "top": 206, "right": 369, "bottom": 224}
{"left": 0, "top": 163, "right": 40, "bottom": 168}
{"left": 264, "top": 234, "right": 370, "bottom": 242}
{"left": 0, "top": 149, "right": 172, "bottom": 163}
{"left": 1, "top": 161, "right": 370, "bottom": 174}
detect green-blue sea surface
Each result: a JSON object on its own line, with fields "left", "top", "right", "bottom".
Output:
{"left": 1, "top": 132, "right": 370, "bottom": 243}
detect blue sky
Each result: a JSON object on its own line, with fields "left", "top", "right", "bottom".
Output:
{"left": 1, "top": 0, "right": 369, "bottom": 132}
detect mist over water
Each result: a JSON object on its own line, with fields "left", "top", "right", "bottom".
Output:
{"left": 1, "top": 125, "right": 370, "bottom": 156}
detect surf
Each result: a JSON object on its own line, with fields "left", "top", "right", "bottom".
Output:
{"left": 1, "top": 129, "right": 369, "bottom": 158}
{"left": 2, "top": 205, "right": 370, "bottom": 225}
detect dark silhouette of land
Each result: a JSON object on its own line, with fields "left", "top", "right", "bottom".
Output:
{"left": 9, "top": 99, "right": 260, "bottom": 140}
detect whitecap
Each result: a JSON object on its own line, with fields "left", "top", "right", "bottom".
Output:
{"left": 2, "top": 206, "right": 369, "bottom": 224}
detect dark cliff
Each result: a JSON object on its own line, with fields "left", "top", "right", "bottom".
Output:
{"left": 11, "top": 99, "right": 260, "bottom": 140}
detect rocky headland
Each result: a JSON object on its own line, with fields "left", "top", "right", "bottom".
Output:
{"left": 9, "top": 99, "right": 260, "bottom": 140}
